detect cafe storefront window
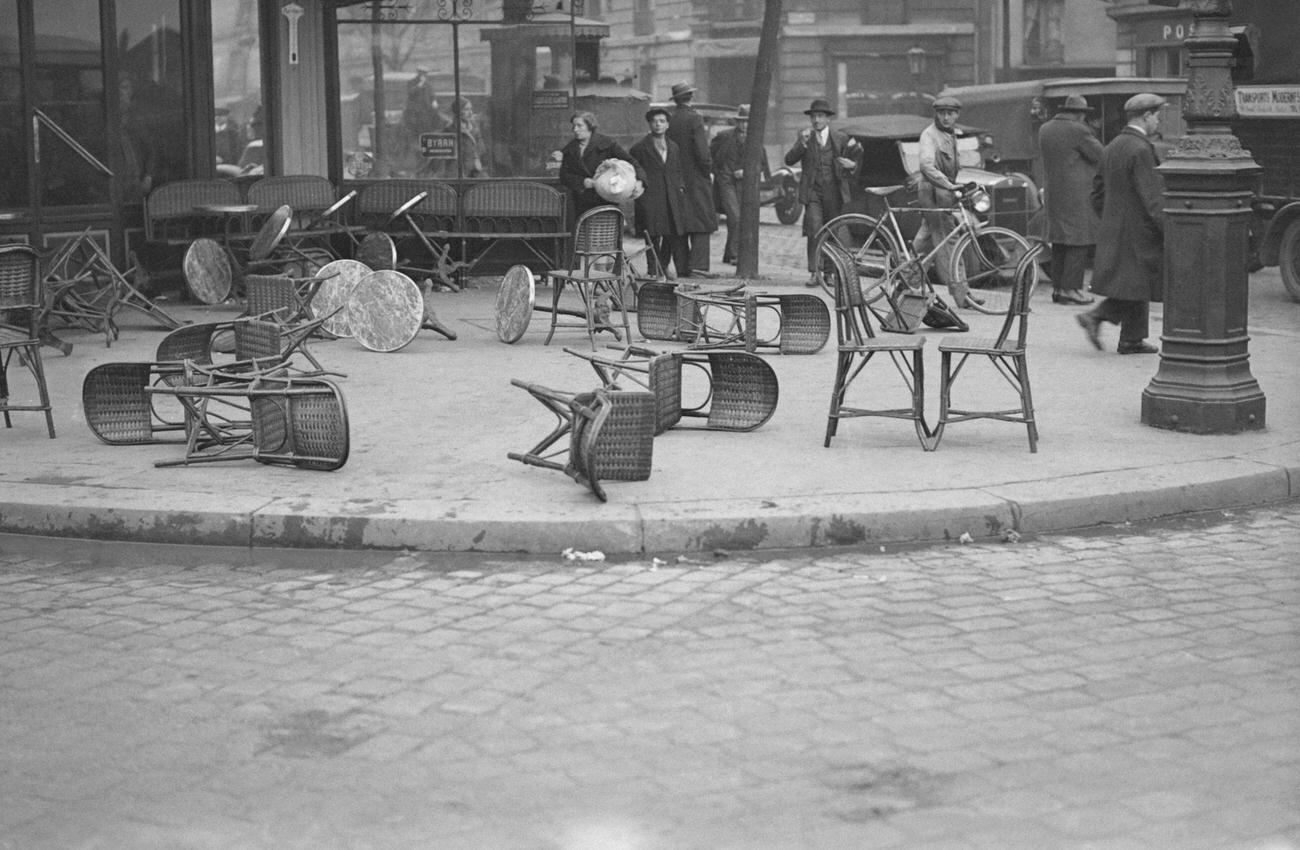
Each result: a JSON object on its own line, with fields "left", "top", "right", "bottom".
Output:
{"left": 334, "top": 0, "right": 607, "bottom": 182}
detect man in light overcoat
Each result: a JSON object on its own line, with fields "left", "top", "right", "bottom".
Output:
{"left": 1077, "top": 93, "right": 1167, "bottom": 355}
{"left": 1038, "top": 93, "right": 1104, "bottom": 305}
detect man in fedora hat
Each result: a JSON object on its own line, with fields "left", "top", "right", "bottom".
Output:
{"left": 1077, "top": 93, "right": 1167, "bottom": 355}
{"left": 785, "top": 98, "right": 862, "bottom": 287}
{"left": 710, "top": 105, "right": 770, "bottom": 265}
{"left": 666, "top": 82, "right": 718, "bottom": 277}
{"left": 1038, "top": 93, "right": 1103, "bottom": 305}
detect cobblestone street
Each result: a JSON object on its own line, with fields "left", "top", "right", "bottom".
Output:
{"left": 2, "top": 502, "right": 1297, "bottom": 849}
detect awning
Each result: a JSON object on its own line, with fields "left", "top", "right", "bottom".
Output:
{"left": 691, "top": 37, "right": 760, "bottom": 59}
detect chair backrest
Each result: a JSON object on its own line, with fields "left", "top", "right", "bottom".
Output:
{"left": 0, "top": 244, "right": 41, "bottom": 321}
{"left": 995, "top": 240, "right": 1047, "bottom": 350}
{"left": 461, "top": 181, "right": 566, "bottom": 233}
{"left": 244, "top": 274, "right": 299, "bottom": 322}
{"left": 143, "top": 179, "right": 242, "bottom": 240}
{"left": 683, "top": 351, "right": 779, "bottom": 431}
{"left": 774, "top": 294, "right": 831, "bottom": 355}
{"left": 82, "top": 362, "right": 180, "bottom": 444}
{"left": 247, "top": 175, "right": 336, "bottom": 215}
{"left": 250, "top": 376, "right": 349, "bottom": 470}
{"left": 355, "top": 180, "right": 458, "bottom": 231}
{"left": 155, "top": 322, "right": 221, "bottom": 366}
{"left": 823, "top": 243, "right": 876, "bottom": 345}
{"left": 570, "top": 205, "right": 624, "bottom": 275}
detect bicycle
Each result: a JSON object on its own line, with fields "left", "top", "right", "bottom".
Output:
{"left": 810, "top": 182, "right": 1038, "bottom": 332}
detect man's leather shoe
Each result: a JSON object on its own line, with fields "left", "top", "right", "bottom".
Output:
{"left": 1053, "top": 289, "right": 1095, "bottom": 305}
{"left": 1076, "top": 312, "right": 1103, "bottom": 350}
{"left": 1117, "top": 341, "right": 1158, "bottom": 355}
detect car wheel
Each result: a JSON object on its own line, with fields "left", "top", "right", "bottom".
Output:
{"left": 1280, "top": 218, "right": 1300, "bottom": 303}
{"left": 775, "top": 179, "right": 801, "bottom": 225}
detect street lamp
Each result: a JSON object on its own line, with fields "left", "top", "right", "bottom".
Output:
{"left": 907, "top": 45, "right": 928, "bottom": 79}
{"left": 1141, "top": 0, "right": 1266, "bottom": 433}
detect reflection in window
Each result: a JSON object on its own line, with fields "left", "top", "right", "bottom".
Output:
{"left": 212, "top": 0, "right": 264, "bottom": 177}
{"left": 0, "top": 0, "right": 26, "bottom": 209}
{"left": 116, "top": 0, "right": 186, "bottom": 199}
{"left": 336, "top": 0, "right": 595, "bottom": 181}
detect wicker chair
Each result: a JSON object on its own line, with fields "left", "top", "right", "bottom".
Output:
{"left": 675, "top": 288, "right": 831, "bottom": 355}
{"left": 567, "top": 345, "right": 778, "bottom": 434}
{"left": 148, "top": 373, "right": 348, "bottom": 470}
{"left": 822, "top": 244, "right": 934, "bottom": 450}
{"left": 932, "top": 241, "right": 1047, "bottom": 452}
{"left": 156, "top": 314, "right": 338, "bottom": 377}
{"left": 635, "top": 281, "right": 702, "bottom": 343}
{"left": 542, "top": 205, "right": 633, "bottom": 350}
{"left": 82, "top": 361, "right": 241, "bottom": 446}
{"left": 507, "top": 379, "right": 655, "bottom": 502}
{"left": 0, "top": 245, "right": 56, "bottom": 437}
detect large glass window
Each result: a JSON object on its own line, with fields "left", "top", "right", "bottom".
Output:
{"left": 33, "top": 0, "right": 108, "bottom": 206}
{"left": 212, "top": 0, "right": 263, "bottom": 177}
{"left": 336, "top": 0, "right": 587, "bottom": 181}
{"left": 0, "top": 0, "right": 26, "bottom": 210}
{"left": 116, "top": 0, "right": 186, "bottom": 200}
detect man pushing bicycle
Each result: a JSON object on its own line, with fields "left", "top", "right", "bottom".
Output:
{"left": 915, "top": 95, "right": 980, "bottom": 309}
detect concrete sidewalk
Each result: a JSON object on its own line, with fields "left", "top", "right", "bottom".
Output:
{"left": 1, "top": 238, "right": 1297, "bottom": 555}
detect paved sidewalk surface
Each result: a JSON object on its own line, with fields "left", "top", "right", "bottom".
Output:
{"left": 1, "top": 225, "right": 1297, "bottom": 554}
{"left": 1, "top": 502, "right": 1297, "bottom": 848}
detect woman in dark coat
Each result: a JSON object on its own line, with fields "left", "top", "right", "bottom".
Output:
{"left": 559, "top": 111, "right": 643, "bottom": 219}
{"left": 1078, "top": 93, "right": 1166, "bottom": 355}
{"left": 629, "top": 107, "right": 689, "bottom": 278}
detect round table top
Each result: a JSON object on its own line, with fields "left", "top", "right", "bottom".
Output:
{"left": 248, "top": 204, "right": 292, "bottom": 262}
{"left": 346, "top": 270, "right": 423, "bottom": 353}
{"left": 182, "top": 238, "right": 232, "bottom": 305}
{"left": 312, "top": 259, "right": 371, "bottom": 338}
{"left": 495, "top": 265, "right": 536, "bottom": 344}
{"left": 194, "top": 203, "right": 258, "bottom": 215}
{"left": 356, "top": 232, "right": 397, "bottom": 271}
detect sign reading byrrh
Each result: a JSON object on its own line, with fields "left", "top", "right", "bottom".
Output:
{"left": 1235, "top": 86, "right": 1300, "bottom": 118}
{"left": 420, "top": 133, "right": 457, "bottom": 159}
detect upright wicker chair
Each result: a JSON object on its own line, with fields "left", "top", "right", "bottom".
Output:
{"left": 567, "top": 345, "right": 779, "bottom": 434}
{"left": 0, "top": 244, "right": 56, "bottom": 437}
{"left": 933, "top": 241, "right": 1046, "bottom": 452}
{"left": 822, "top": 244, "right": 934, "bottom": 450}
{"left": 507, "top": 379, "right": 655, "bottom": 502}
{"left": 542, "top": 206, "right": 633, "bottom": 349}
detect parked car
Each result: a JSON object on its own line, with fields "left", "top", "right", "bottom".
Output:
{"left": 768, "top": 113, "right": 1040, "bottom": 237}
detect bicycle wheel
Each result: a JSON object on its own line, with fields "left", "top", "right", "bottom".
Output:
{"left": 948, "top": 226, "right": 1037, "bottom": 316}
{"left": 813, "top": 213, "right": 904, "bottom": 304}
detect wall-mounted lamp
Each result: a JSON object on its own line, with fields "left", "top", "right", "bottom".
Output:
{"left": 907, "top": 45, "right": 928, "bottom": 78}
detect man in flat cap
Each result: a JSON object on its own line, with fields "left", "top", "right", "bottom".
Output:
{"left": 784, "top": 98, "right": 862, "bottom": 287}
{"left": 666, "top": 82, "right": 717, "bottom": 277}
{"left": 1077, "top": 93, "right": 1167, "bottom": 355}
{"left": 631, "top": 106, "right": 689, "bottom": 279}
{"left": 916, "top": 94, "right": 977, "bottom": 308}
{"left": 1038, "top": 93, "right": 1104, "bottom": 306}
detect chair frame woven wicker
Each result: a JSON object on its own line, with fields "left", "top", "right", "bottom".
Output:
{"left": 542, "top": 205, "right": 633, "bottom": 350}
{"left": 507, "top": 379, "right": 655, "bottom": 502}
{"left": 822, "top": 244, "right": 935, "bottom": 450}
{"left": 933, "top": 241, "right": 1047, "bottom": 452}
{"left": 0, "top": 244, "right": 56, "bottom": 437}
{"left": 566, "top": 344, "right": 779, "bottom": 434}
{"left": 82, "top": 360, "right": 240, "bottom": 446}
{"left": 675, "top": 287, "right": 831, "bottom": 355}
{"left": 156, "top": 313, "right": 340, "bottom": 378}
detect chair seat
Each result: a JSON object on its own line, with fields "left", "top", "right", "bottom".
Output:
{"left": 938, "top": 336, "right": 1021, "bottom": 354}
{"left": 548, "top": 270, "right": 621, "bottom": 284}
{"left": 843, "top": 336, "right": 925, "bottom": 353}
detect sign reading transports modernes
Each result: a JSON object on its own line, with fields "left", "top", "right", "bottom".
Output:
{"left": 1235, "top": 86, "right": 1300, "bottom": 118}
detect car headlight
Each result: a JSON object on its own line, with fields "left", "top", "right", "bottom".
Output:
{"left": 971, "top": 188, "right": 992, "bottom": 214}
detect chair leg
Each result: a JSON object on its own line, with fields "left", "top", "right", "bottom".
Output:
{"left": 28, "top": 344, "right": 56, "bottom": 438}
{"left": 544, "top": 276, "right": 563, "bottom": 346}
{"left": 1016, "top": 353, "right": 1038, "bottom": 453}
{"left": 825, "top": 350, "right": 851, "bottom": 447}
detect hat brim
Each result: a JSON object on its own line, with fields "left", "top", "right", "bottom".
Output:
{"left": 804, "top": 109, "right": 835, "bottom": 117}
{"left": 671, "top": 86, "right": 697, "bottom": 98}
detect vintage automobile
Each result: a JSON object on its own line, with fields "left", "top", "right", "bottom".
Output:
{"left": 768, "top": 113, "right": 1040, "bottom": 237}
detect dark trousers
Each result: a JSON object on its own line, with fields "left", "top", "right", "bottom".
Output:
{"left": 1089, "top": 297, "right": 1150, "bottom": 345}
{"left": 686, "top": 232, "right": 711, "bottom": 274}
{"left": 1051, "top": 243, "right": 1091, "bottom": 294}
{"left": 716, "top": 180, "right": 740, "bottom": 262}
{"left": 650, "top": 234, "right": 689, "bottom": 278}
{"left": 803, "top": 188, "right": 845, "bottom": 272}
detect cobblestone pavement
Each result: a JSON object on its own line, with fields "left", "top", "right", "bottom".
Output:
{"left": 2, "top": 501, "right": 1298, "bottom": 850}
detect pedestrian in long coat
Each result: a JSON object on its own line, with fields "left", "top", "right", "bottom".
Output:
{"left": 1038, "top": 93, "right": 1104, "bottom": 304}
{"left": 559, "top": 111, "right": 644, "bottom": 219}
{"left": 666, "top": 83, "right": 718, "bottom": 275}
{"left": 1077, "top": 93, "right": 1167, "bottom": 355}
{"left": 630, "top": 107, "right": 689, "bottom": 278}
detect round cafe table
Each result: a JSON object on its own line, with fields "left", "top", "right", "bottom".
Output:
{"left": 193, "top": 202, "right": 257, "bottom": 250}
{"left": 182, "top": 238, "right": 232, "bottom": 305}
{"left": 495, "top": 264, "right": 536, "bottom": 344}
{"left": 311, "top": 259, "right": 371, "bottom": 338}
{"left": 346, "top": 270, "right": 423, "bottom": 353}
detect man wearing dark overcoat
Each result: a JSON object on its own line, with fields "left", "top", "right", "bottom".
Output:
{"left": 1038, "top": 93, "right": 1103, "bottom": 305}
{"left": 630, "top": 106, "right": 689, "bottom": 279}
{"left": 709, "top": 105, "right": 769, "bottom": 265}
{"left": 784, "top": 98, "right": 862, "bottom": 287}
{"left": 666, "top": 82, "right": 718, "bottom": 276}
{"left": 559, "top": 110, "right": 643, "bottom": 219}
{"left": 1077, "top": 93, "right": 1167, "bottom": 355}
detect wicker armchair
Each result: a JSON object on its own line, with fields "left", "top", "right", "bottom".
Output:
{"left": 567, "top": 345, "right": 778, "bottom": 434}
{"left": 542, "top": 205, "right": 632, "bottom": 350}
{"left": 507, "top": 379, "right": 655, "bottom": 502}
{"left": 933, "top": 241, "right": 1046, "bottom": 452}
{"left": 0, "top": 245, "right": 56, "bottom": 437}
